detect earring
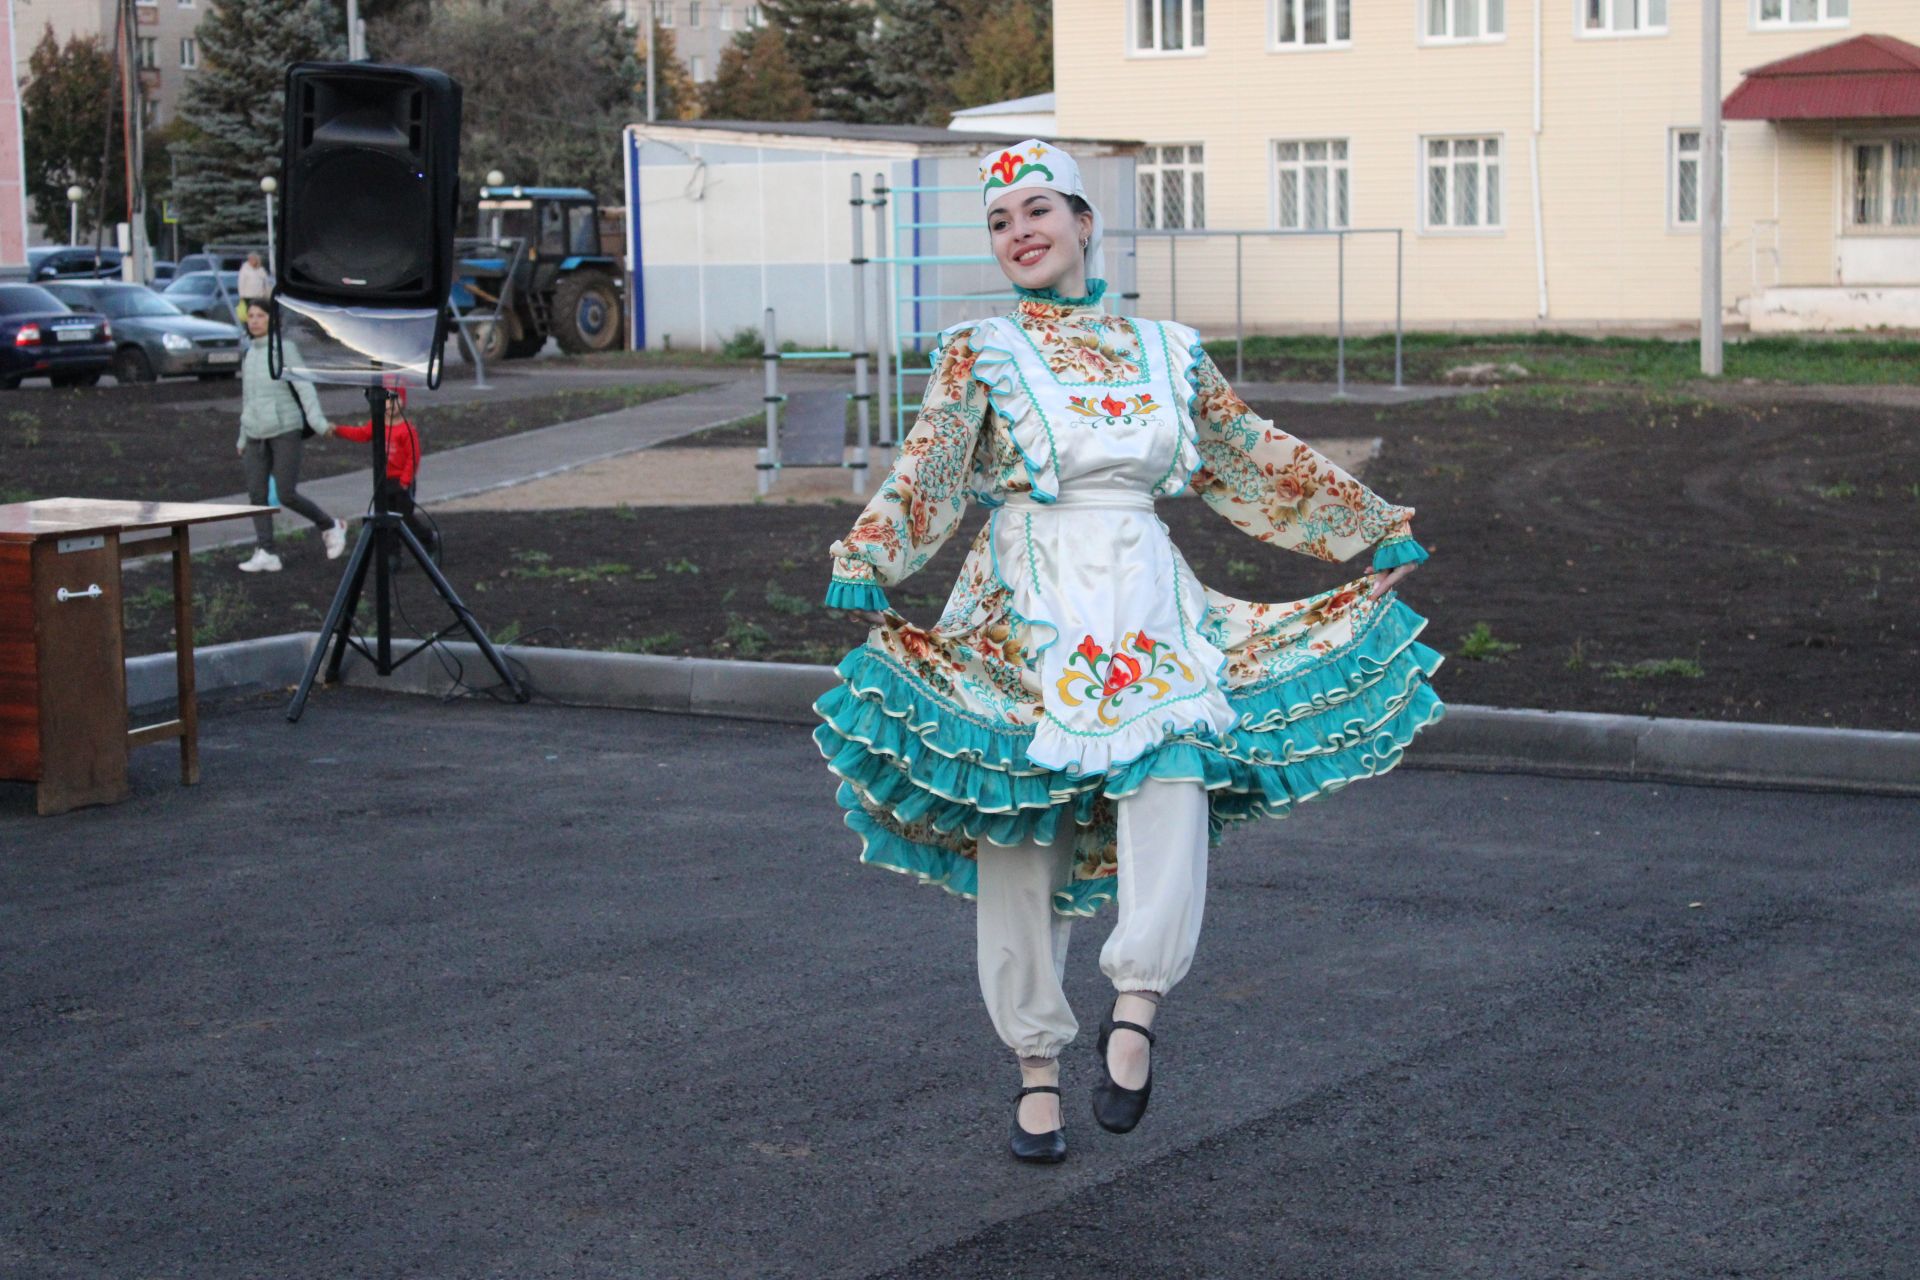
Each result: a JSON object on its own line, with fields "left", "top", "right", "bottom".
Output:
{"left": 1079, "top": 238, "right": 1089, "bottom": 250}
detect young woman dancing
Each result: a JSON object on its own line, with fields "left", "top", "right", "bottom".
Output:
{"left": 815, "top": 140, "right": 1443, "bottom": 1163}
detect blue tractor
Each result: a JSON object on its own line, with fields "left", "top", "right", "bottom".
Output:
{"left": 455, "top": 186, "right": 625, "bottom": 359}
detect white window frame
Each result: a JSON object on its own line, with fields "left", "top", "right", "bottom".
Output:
{"left": 135, "top": 36, "right": 158, "bottom": 69}
{"left": 1128, "top": 0, "right": 1207, "bottom": 57}
{"left": 744, "top": 3, "right": 761, "bottom": 27}
{"left": 1843, "top": 134, "right": 1920, "bottom": 234}
{"left": 1667, "top": 127, "right": 1729, "bottom": 232}
{"left": 719, "top": 4, "right": 733, "bottom": 29}
{"left": 687, "top": 0, "right": 700, "bottom": 25}
{"left": 1578, "top": 0, "right": 1668, "bottom": 38}
{"left": 1271, "top": 0, "right": 1351, "bottom": 52}
{"left": 179, "top": 36, "right": 198, "bottom": 70}
{"left": 1420, "top": 134, "right": 1505, "bottom": 234}
{"left": 690, "top": 53, "right": 706, "bottom": 80}
{"left": 1752, "top": 0, "right": 1849, "bottom": 31}
{"left": 1273, "top": 139, "right": 1351, "bottom": 230}
{"left": 1138, "top": 144, "right": 1207, "bottom": 231}
{"left": 655, "top": 1, "right": 674, "bottom": 28}
{"left": 1419, "top": 0, "right": 1507, "bottom": 45}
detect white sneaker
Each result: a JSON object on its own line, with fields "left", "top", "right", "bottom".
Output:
{"left": 238, "top": 548, "right": 282, "bottom": 573}
{"left": 322, "top": 519, "right": 348, "bottom": 560}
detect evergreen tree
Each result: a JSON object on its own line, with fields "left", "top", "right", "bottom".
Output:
{"left": 869, "top": 0, "right": 967, "bottom": 125}
{"left": 761, "top": 0, "right": 879, "bottom": 122}
{"left": 949, "top": 0, "right": 1051, "bottom": 111}
{"left": 19, "top": 28, "right": 123, "bottom": 242}
{"left": 173, "top": 0, "right": 345, "bottom": 245}
{"left": 700, "top": 27, "right": 813, "bottom": 122}
{"left": 380, "top": 0, "right": 633, "bottom": 200}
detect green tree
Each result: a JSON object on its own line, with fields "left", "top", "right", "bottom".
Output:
{"left": 173, "top": 0, "right": 346, "bottom": 244}
{"left": 949, "top": 0, "right": 1051, "bottom": 111}
{"left": 761, "top": 0, "right": 878, "bottom": 122}
{"left": 700, "top": 27, "right": 814, "bottom": 122}
{"left": 869, "top": 0, "right": 968, "bottom": 125}
{"left": 19, "top": 27, "right": 123, "bottom": 242}
{"left": 380, "top": 0, "right": 632, "bottom": 200}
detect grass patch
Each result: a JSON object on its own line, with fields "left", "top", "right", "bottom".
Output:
{"left": 608, "top": 630, "right": 682, "bottom": 654}
{"left": 1603, "top": 657, "right": 1705, "bottom": 681}
{"left": 1457, "top": 621, "right": 1521, "bottom": 662}
{"left": 192, "top": 583, "right": 252, "bottom": 646}
{"left": 765, "top": 581, "right": 814, "bottom": 616}
{"left": 1210, "top": 331, "right": 1920, "bottom": 388}
{"left": 715, "top": 614, "right": 770, "bottom": 657}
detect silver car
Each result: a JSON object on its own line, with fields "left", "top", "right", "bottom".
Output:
{"left": 45, "top": 281, "right": 245, "bottom": 383}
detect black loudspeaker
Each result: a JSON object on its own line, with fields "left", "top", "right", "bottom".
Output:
{"left": 279, "top": 62, "right": 462, "bottom": 308}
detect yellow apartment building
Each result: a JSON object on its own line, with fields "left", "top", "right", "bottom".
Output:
{"left": 1052, "top": 0, "right": 1920, "bottom": 333}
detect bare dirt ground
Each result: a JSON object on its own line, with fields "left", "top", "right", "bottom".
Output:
{"left": 92, "top": 386, "right": 1920, "bottom": 732}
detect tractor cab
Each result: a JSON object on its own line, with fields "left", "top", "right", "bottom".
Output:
{"left": 459, "top": 186, "right": 624, "bottom": 359}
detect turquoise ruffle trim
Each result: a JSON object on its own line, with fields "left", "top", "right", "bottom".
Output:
{"left": 1014, "top": 278, "right": 1109, "bottom": 308}
{"left": 825, "top": 580, "right": 891, "bottom": 613}
{"left": 1371, "top": 536, "right": 1430, "bottom": 571}
{"left": 815, "top": 596, "right": 1445, "bottom": 916}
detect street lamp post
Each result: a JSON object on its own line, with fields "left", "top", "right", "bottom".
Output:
{"left": 66, "top": 185, "right": 84, "bottom": 246}
{"left": 260, "top": 176, "right": 278, "bottom": 276}
{"left": 486, "top": 170, "right": 505, "bottom": 243}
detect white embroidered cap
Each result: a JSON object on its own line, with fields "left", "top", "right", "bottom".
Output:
{"left": 977, "top": 138, "right": 1106, "bottom": 285}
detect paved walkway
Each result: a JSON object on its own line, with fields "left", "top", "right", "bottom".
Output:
{"left": 174, "top": 374, "right": 823, "bottom": 557}
{"left": 2, "top": 690, "right": 1914, "bottom": 1278}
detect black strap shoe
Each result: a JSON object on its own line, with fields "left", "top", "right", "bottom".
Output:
{"left": 1009, "top": 1084, "right": 1067, "bottom": 1164}
{"left": 1091, "top": 1015, "right": 1156, "bottom": 1134}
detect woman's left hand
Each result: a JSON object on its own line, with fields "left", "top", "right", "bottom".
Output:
{"left": 1367, "top": 563, "right": 1418, "bottom": 601}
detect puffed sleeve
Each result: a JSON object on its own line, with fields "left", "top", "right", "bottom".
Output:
{"left": 1186, "top": 350, "right": 1428, "bottom": 570}
{"left": 825, "top": 327, "right": 990, "bottom": 612}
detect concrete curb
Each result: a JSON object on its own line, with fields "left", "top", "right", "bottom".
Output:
{"left": 140, "top": 632, "right": 1920, "bottom": 799}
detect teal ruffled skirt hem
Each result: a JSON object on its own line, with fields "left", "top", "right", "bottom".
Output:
{"left": 814, "top": 596, "right": 1446, "bottom": 916}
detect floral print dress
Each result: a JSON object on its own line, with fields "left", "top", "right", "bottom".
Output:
{"left": 814, "top": 282, "right": 1444, "bottom": 916}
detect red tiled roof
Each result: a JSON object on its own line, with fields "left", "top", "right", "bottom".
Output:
{"left": 1724, "top": 34, "right": 1920, "bottom": 120}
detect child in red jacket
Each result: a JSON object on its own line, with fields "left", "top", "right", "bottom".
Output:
{"left": 333, "top": 388, "right": 438, "bottom": 567}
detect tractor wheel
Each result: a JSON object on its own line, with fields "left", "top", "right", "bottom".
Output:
{"left": 551, "top": 270, "right": 623, "bottom": 354}
{"left": 475, "top": 311, "right": 514, "bottom": 363}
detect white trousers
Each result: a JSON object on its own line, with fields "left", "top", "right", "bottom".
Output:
{"left": 974, "top": 778, "right": 1210, "bottom": 1059}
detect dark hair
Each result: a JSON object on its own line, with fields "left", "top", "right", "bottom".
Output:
{"left": 1066, "top": 194, "right": 1093, "bottom": 217}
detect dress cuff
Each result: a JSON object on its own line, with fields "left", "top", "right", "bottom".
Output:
{"left": 1370, "top": 533, "right": 1429, "bottom": 571}
{"left": 825, "top": 578, "right": 891, "bottom": 613}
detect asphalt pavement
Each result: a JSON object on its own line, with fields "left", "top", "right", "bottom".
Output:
{"left": 2, "top": 689, "right": 1915, "bottom": 1279}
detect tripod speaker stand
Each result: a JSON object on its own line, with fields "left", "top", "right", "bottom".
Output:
{"left": 286, "top": 384, "right": 527, "bottom": 720}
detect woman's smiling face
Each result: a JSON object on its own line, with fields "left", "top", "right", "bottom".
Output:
{"left": 987, "top": 188, "right": 1093, "bottom": 293}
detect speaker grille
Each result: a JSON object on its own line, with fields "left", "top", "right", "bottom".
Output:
{"left": 287, "top": 149, "right": 431, "bottom": 294}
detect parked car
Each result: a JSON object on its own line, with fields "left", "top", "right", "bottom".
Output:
{"left": 162, "top": 270, "right": 244, "bottom": 322}
{"left": 27, "top": 245, "right": 124, "bottom": 282}
{"left": 149, "top": 259, "right": 178, "bottom": 285}
{"left": 0, "top": 284, "right": 113, "bottom": 389}
{"left": 43, "top": 282, "right": 243, "bottom": 384}
{"left": 175, "top": 250, "right": 259, "bottom": 277}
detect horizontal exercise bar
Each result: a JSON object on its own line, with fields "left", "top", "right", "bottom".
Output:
{"left": 777, "top": 352, "right": 855, "bottom": 361}
{"left": 883, "top": 184, "right": 977, "bottom": 194}
{"left": 898, "top": 221, "right": 983, "bottom": 231}
{"left": 869, "top": 254, "right": 995, "bottom": 265}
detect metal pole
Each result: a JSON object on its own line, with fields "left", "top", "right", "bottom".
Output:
{"left": 645, "top": 13, "right": 657, "bottom": 124}
{"left": 1701, "top": 0, "right": 1724, "bottom": 377}
{"left": 873, "top": 173, "right": 894, "bottom": 445}
{"left": 1336, "top": 230, "right": 1347, "bottom": 397}
{"left": 848, "top": 173, "right": 870, "bottom": 495}
{"left": 760, "top": 306, "right": 778, "bottom": 496}
{"left": 1169, "top": 234, "right": 1178, "bottom": 324}
{"left": 69, "top": 201, "right": 78, "bottom": 246}
{"left": 264, "top": 193, "right": 276, "bottom": 275}
{"left": 1234, "top": 232, "right": 1244, "bottom": 383}
{"left": 1394, "top": 229, "right": 1405, "bottom": 390}
{"left": 346, "top": 0, "right": 364, "bottom": 58}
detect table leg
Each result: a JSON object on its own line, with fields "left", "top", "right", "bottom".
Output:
{"left": 172, "top": 525, "right": 199, "bottom": 785}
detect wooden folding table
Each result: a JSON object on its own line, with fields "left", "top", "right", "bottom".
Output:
{"left": 1, "top": 498, "right": 273, "bottom": 816}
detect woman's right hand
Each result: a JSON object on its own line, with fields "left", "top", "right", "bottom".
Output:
{"left": 827, "top": 608, "right": 887, "bottom": 627}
